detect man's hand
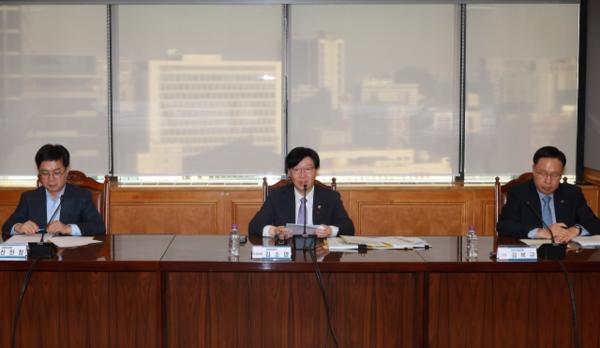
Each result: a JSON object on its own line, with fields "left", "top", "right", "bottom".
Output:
{"left": 554, "top": 226, "right": 580, "bottom": 243}
{"left": 537, "top": 223, "right": 580, "bottom": 243}
{"left": 316, "top": 225, "right": 333, "bottom": 238}
{"left": 269, "top": 226, "right": 292, "bottom": 240}
{"left": 14, "top": 220, "right": 40, "bottom": 235}
{"left": 46, "top": 221, "right": 72, "bottom": 235}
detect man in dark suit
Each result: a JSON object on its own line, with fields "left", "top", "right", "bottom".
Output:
{"left": 497, "top": 146, "right": 600, "bottom": 242}
{"left": 2, "top": 144, "right": 105, "bottom": 237}
{"left": 249, "top": 147, "right": 354, "bottom": 239}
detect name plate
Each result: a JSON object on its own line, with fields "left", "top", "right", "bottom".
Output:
{"left": 0, "top": 244, "right": 28, "bottom": 260}
{"left": 496, "top": 245, "right": 537, "bottom": 261}
{"left": 252, "top": 246, "right": 292, "bottom": 260}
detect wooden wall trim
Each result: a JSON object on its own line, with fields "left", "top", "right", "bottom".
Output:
{"left": 584, "top": 166, "right": 600, "bottom": 185}
{"left": 1, "top": 184, "right": 598, "bottom": 237}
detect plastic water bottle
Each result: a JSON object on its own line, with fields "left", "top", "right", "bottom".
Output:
{"left": 466, "top": 225, "right": 478, "bottom": 260}
{"left": 228, "top": 224, "right": 240, "bottom": 257}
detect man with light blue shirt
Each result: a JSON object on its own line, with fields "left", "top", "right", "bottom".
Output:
{"left": 2, "top": 144, "right": 105, "bottom": 237}
{"left": 497, "top": 146, "right": 600, "bottom": 243}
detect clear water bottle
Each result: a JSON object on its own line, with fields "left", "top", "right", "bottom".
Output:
{"left": 466, "top": 224, "right": 478, "bottom": 260}
{"left": 228, "top": 224, "right": 240, "bottom": 257}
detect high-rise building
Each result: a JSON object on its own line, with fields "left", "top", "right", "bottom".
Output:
{"left": 292, "top": 35, "right": 345, "bottom": 110}
{"left": 317, "top": 36, "right": 345, "bottom": 109}
{"left": 140, "top": 54, "right": 282, "bottom": 174}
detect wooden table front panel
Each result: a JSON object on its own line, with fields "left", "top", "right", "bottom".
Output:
{"left": 1, "top": 270, "right": 161, "bottom": 348}
{"left": 166, "top": 271, "right": 423, "bottom": 348}
{"left": 428, "top": 272, "right": 600, "bottom": 348}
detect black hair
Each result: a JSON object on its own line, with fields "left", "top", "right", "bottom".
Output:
{"left": 532, "top": 146, "right": 566, "bottom": 167}
{"left": 285, "top": 147, "right": 320, "bottom": 172}
{"left": 35, "top": 144, "right": 70, "bottom": 168}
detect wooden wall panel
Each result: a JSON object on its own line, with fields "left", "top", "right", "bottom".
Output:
{"left": 358, "top": 202, "right": 466, "bottom": 236}
{"left": 348, "top": 188, "right": 480, "bottom": 236}
{"left": 231, "top": 201, "right": 263, "bottom": 234}
{"left": 111, "top": 203, "right": 218, "bottom": 234}
{"left": 0, "top": 188, "right": 28, "bottom": 230}
{"left": 1, "top": 185, "right": 599, "bottom": 236}
{"left": 582, "top": 185, "right": 599, "bottom": 213}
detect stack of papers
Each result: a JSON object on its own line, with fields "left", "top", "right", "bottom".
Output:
{"left": 326, "top": 237, "right": 359, "bottom": 251}
{"left": 572, "top": 235, "right": 600, "bottom": 248}
{"left": 522, "top": 236, "right": 600, "bottom": 249}
{"left": 326, "top": 236, "right": 429, "bottom": 251}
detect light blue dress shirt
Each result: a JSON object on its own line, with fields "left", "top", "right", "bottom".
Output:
{"left": 528, "top": 191, "right": 588, "bottom": 238}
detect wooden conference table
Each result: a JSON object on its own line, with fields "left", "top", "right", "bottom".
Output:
{"left": 1, "top": 234, "right": 600, "bottom": 348}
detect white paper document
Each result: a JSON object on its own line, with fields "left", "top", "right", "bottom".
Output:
{"left": 4, "top": 234, "right": 101, "bottom": 248}
{"left": 47, "top": 236, "right": 102, "bottom": 248}
{"left": 572, "top": 235, "right": 600, "bottom": 248}
{"left": 4, "top": 234, "right": 47, "bottom": 244}
{"left": 285, "top": 223, "right": 319, "bottom": 235}
{"left": 325, "top": 237, "right": 359, "bottom": 251}
{"left": 520, "top": 239, "right": 552, "bottom": 247}
{"left": 340, "top": 236, "right": 429, "bottom": 249}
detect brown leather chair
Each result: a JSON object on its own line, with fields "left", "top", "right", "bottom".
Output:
{"left": 494, "top": 173, "right": 567, "bottom": 227}
{"left": 38, "top": 170, "right": 111, "bottom": 234}
{"left": 262, "top": 177, "right": 336, "bottom": 202}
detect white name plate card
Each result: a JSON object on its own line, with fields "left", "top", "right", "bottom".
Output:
{"left": 252, "top": 246, "right": 292, "bottom": 260}
{"left": 0, "top": 244, "right": 28, "bottom": 260}
{"left": 496, "top": 245, "right": 537, "bottom": 261}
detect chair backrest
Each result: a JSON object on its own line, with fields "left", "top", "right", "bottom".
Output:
{"left": 262, "top": 177, "right": 336, "bottom": 202}
{"left": 494, "top": 172, "right": 567, "bottom": 227}
{"left": 38, "top": 170, "right": 111, "bottom": 233}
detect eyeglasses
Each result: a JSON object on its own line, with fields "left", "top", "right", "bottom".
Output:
{"left": 290, "top": 166, "right": 315, "bottom": 175}
{"left": 533, "top": 170, "right": 562, "bottom": 180}
{"left": 39, "top": 169, "right": 65, "bottom": 179}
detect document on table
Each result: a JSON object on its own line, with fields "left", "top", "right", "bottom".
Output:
{"left": 4, "top": 234, "right": 102, "bottom": 248}
{"left": 572, "top": 235, "right": 600, "bottom": 248}
{"left": 325, "top": 237, "right": 358, "bottom": 251}
{"left": 4, "top": 234, "right": 46, "bottom": 244}
{"left": 47, "top": 236, "right": 102, "bottom": 248}
{"left": 520, "top": 239, "right": 552, "bottom": 247}
{"left": 285, "top": 223, "right": 319, "bottom": 235}
{"left": 340, "top": 236, "right": 429, "bottom": 249}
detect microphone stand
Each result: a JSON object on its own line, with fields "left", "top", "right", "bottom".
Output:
{"left": 294, "top": 185, "right": 315, "bottom": 250}
{"left": 525, "top": 201, "right": 566, "bottom": 260}
{"left": 525, "top": 201, "right": 580, "bottom": 347}
{"left": 29, "top": 196, "right": 62, "bottom": 258}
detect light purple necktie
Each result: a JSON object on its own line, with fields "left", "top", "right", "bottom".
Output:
{"left": 297, "top": 197, "right": 306, "bottom": 224}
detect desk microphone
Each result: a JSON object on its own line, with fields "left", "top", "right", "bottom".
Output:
{"left": 525, "top": 200, "right": 566, "bottom": 259}
{"left": 526, "top": 200, "right": 581, "bottom": 346}
{"left": 294, "top": 184, "right": 315, "bottom": 250}
{"left": 29, "top": 196, "right": 62, "bottom": 258}
{"left": 39, "top": 195, "right": 63, "bottom": 237}
{"left": 303, "top": 185, "right": 307, "bottom": 235}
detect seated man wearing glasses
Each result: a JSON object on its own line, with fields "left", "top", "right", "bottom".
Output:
{"left": 2, "top": 144, "right": 105, "bottom": 237}
{"left": 249, "top": 147, "right": 354, "bottom": 239}
{"left": 497, "top": 146, "right": 600, "bottom": 242}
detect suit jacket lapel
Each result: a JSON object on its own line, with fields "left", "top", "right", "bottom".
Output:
{"left": 283, "top": 185, "right": 296, "bottom": 224}
{"left": 59, "top": 184, "right": 72, "bottom": 221}
{"left": 527, "top": 180, "right": 544, "bottom": 223}
{"left": 313, "top": 186, "right": 324, "bottom": 225}
{"left": 32, "top": 187, "right": 48, "bottom": 225}
{"left": 553, "top": 184, "right": 566, "bottom": 223}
